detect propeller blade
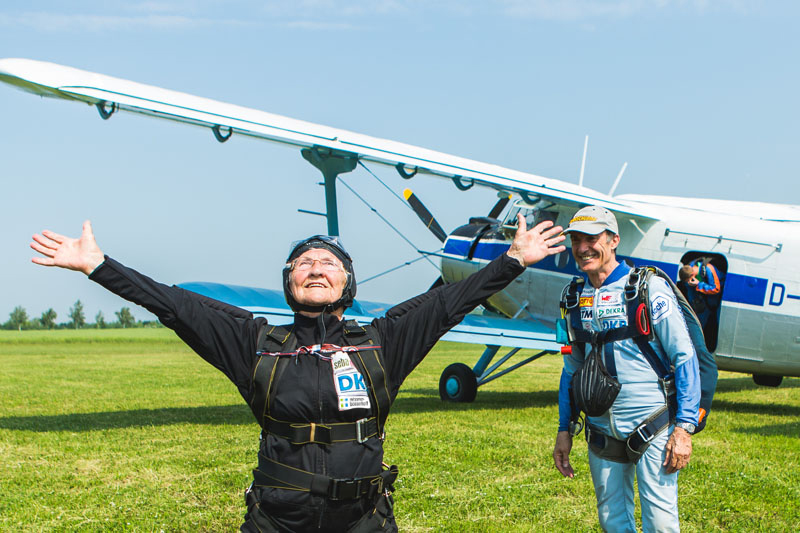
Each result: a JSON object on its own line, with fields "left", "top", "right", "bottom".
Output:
{"left": 403, "top": 188, "right": 447, "bottom": 243}
{"left": 487, "top": 193, "right": 511, "bottom": 219}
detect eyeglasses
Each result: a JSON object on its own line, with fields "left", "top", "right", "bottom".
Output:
{"left": 290, "top": 258, "right": 344, "bottom": 272}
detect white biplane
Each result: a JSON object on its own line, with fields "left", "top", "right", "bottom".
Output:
{"left": 2, "top": 58, "right": 798, "bottom": 401}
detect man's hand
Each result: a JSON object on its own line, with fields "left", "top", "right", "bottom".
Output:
{"left": 506, "top": 214, "right": 566, "bottom": 267}
{"left": 31, "top": 220, "right": 105, "bottom": 276}
{"left": 663, "top": 426, "right": 692, "bottom": 474}
{"left": 553, "top": 431, "right": 575, "bottom": 478}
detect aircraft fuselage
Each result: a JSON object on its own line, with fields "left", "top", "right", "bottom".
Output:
{"left": 441, "top": 198, "right": 800, "bottom": 380}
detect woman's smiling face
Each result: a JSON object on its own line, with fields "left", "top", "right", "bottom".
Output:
{"left": 288, "top": 248, "right": 348, "bottom": 308}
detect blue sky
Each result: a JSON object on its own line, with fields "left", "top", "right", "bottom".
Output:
{"left": 1, "top": 1, "right": 798, "bottom": 323}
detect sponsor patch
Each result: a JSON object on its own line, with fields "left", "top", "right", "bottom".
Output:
{"left": 651, "top": 295, "right": 672, "bottom": 323}
{"left": 599, "top": 293, "right": 622, "bottom": 305}
{"left": 602, "top": 319, "right": 626, "bottom": 330}
{"left": 579, "top": 296, "right": 594, "bottom": 307}
{"left": 331, "top": 351, "right": 371, "bottom": 411}
{"left": 597, "top": 305, "right": 626, "bottom": 318}
{"left": 580, "top": 308, "right": 593, "bottom": 320}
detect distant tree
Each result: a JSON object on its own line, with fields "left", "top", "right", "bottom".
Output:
{"left": 69, "top": 300, "right": 86, "bottom": 329}
{"left": 9, "top": 306, "right": 28, "bottom": 331}
{"left": 115, "top": 307, "right": 135, "bottom": 329}
{"left": 41, "top": 308, "right": 57, "bottom": 330}
{"left": 95, "top": 310, "right": 106, "bottom": 329}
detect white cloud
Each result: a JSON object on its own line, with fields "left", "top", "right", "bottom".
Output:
{"left": 283, "top": 20, "right": 360, "bottom": 31}
{"left": 0, "top": 10, "right": 252, "bottom": 32}
{"left": 255, "top": 0, "right": 756, "bottom": 20}
{"left": 497, "top": 0, "right": 756, "bottom": 21}
{"left": 0, "top": 0, "right": 760, "bottom": 34}
{"left": 259, "top": 0, "right": 408, "bottom": 18}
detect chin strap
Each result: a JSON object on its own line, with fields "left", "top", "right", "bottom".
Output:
{"left": 290, "top": 299, "right": 348, "bottom": 315}
{"left": 317, "top": 313, "right": 327, "bottom": 345}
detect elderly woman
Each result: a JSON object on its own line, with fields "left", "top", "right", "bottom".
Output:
{"left": 31, "top": 216, "right": 565, "bottom": 533}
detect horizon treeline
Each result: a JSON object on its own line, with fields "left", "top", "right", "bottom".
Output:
{"left": 2, "top": 300, "right": 162, "bottom": 331}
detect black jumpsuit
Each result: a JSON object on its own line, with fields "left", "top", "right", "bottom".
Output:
{"left": 89, "top": 253, "right": 524, "bottom": 532}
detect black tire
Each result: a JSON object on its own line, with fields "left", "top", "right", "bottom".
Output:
{"left": 439, "top": 363, "right": 478, "bottom": 402}
{"left": 752, "top": 374, "right": 783, "bottom": 387}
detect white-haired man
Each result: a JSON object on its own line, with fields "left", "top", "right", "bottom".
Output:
{"left": 553, "top": 205, "right": 701, "bottom": 533}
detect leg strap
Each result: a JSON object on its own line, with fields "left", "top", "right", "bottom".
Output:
{"left": 625, "top": 405, "right": 670, "bottom": 463}
{"left": 586, "top": 424, "right": 629, "bottom": 463}
{"left": 586, "top": 405, "right": 670, "bottom": 464}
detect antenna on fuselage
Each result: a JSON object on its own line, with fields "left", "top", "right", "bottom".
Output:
{"left": 578, "top": 135, "right": 588, "bottom": 187}
{"left": 608, "top": 162, "right": 628, "bottom": 196}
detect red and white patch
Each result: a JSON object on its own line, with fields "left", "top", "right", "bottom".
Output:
{"left": 599, "top": 293, "right": 622, "bottom": 305}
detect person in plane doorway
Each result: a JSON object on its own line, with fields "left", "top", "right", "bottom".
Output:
{"left": 678, "top": 258, "right": 722, "bottom": 333}
{"left": 30, "top": 216, "right": 565, "bottom": 533}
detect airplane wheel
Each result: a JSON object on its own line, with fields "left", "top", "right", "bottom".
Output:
{"left": 439, "top": 363, "right": 478, "bottom": 402}
{"left": 752, "top": 374, "right": 783, "bottom": 387}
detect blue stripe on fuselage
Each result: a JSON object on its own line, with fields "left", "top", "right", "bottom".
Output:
{"left": 443, "top": 238, "right": 767, "bottom": 307}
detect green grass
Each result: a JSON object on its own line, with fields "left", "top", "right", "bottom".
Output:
{"left": 1, "top": 329, "right": 798, "bottom": 532}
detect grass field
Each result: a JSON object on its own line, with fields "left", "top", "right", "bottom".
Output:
{"left": 1, "top": 329, "right": 798, "bottom": 532}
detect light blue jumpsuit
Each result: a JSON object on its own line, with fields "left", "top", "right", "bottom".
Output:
{"left": 558, "top": 263, "right": 701, "bottom": 532}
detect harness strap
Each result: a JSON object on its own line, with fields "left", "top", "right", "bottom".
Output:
{"left": 627, "top": 405, "right": 670, "bottom": 455}
{"left": 633, "top": 337, "right": 672, "bottom": 381}
{"left": 569, "top": 325, "right": 641, "bottom": 344}
{"left": 603, "top": 342, "right": 617, "bottom": 378}
{"left": 343, "top": 321, "right": 392, "bottom": 432}
{"left": 585, "top": 424, "right": 628, "bottom": 463}
{"left": 263, "top": 416, "right": 381, "bottom": 445}
{"left": 563, "top": 276, "right": 584, "bottom": 310}
{"left": 249, "top": 325, "right": 295, "bottom": 425}
{"left": 628, "top": 270, "right": 676, "bottom": 412}
{"left": 253, "top": 455, "right": 398, "bottom": 501}
{"left": 257, "top": 344, "right": 382, "bottom": 357}
{"left": 566, "top": 267, "right": 673, "bottom": 381}
{"left": 585, "top": 405, "right": 670, "bottom": 464}
{"left": 252, "top": 320, "right": 392, "bottom": 440}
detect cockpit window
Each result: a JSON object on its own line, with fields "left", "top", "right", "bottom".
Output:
{"left": 501, "top": 199, "right": 559, "bottom": 236}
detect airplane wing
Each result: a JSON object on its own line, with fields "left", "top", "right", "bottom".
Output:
{"left": 178, "top": 282, "right": 560, "bottom": 351}
{"left": 0, "top": 57, "right": 654, "bottom": 220}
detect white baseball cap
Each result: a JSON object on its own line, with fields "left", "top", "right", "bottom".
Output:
{"left": 563, "top": 205, "right": 619, "bottom": 235}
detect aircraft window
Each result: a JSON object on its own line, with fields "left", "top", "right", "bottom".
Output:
{"left": 502, "top": 202, "right": 558, "bottom": 235}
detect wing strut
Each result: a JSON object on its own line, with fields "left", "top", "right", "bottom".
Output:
{"left": 300, "top": 146, "right": 358, "bottom": 236}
